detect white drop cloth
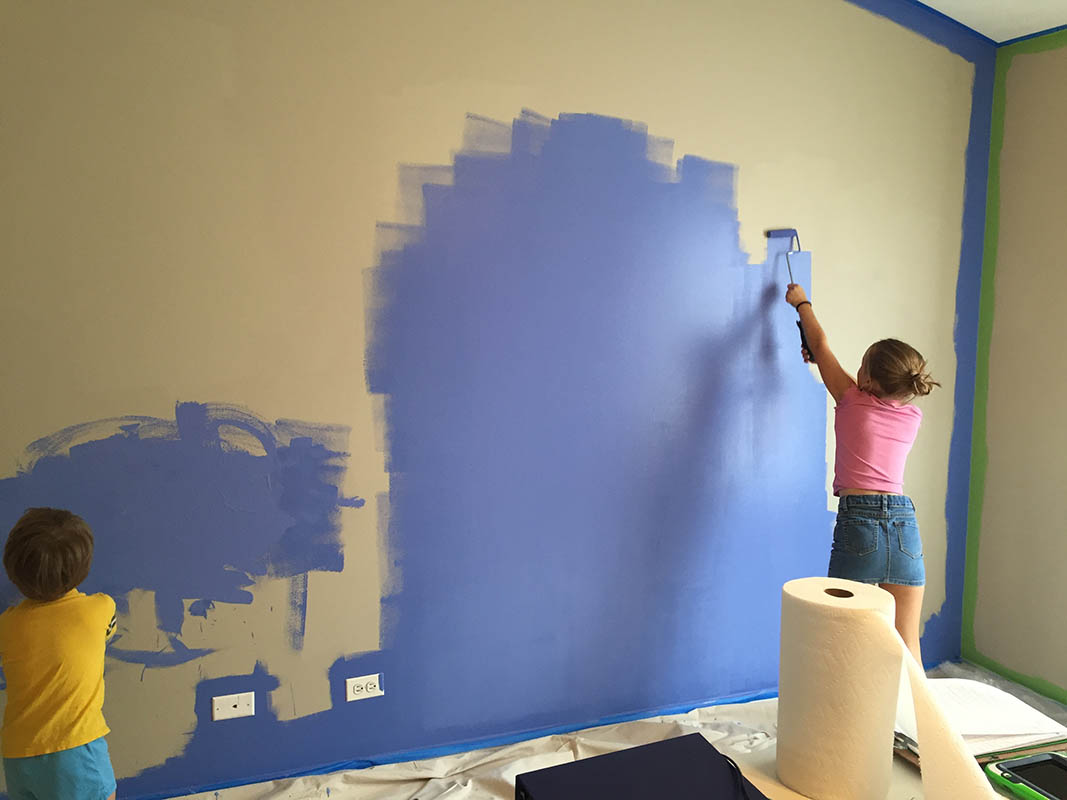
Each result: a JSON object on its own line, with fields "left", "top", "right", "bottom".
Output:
{"left": 179, "top": 698, "right": 940, "bottom": 799}
{"left": 178, "top": 658, "right": 1067, "bottom": 800}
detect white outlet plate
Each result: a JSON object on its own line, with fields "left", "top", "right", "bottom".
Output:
{"left": 212, "top": 691, "right": 255, "bottom": 721}
{"left": 346, "top": 673, "right": 384, "bottom": 702}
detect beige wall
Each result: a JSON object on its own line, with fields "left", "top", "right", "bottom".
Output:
{"left": 1, "top": 0, "right": 972, "bottom": 780}
{"left": 976, "top": 43, "right": 1067, "bottom": 689}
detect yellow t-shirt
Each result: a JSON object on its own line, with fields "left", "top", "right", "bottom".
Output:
{"left": 0, "top": 589, "right": 116, "bottom": 758}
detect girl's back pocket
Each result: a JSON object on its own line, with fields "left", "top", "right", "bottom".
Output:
{"left": 834, "top": 516, "right": 880, "bottom": 557}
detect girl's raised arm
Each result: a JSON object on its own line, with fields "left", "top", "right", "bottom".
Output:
{"left": 785, "top": 284, "right": 856, "bottom": 404}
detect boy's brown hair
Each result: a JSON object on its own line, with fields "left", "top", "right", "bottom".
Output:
{"left": 4, "top": 508, "right": 94, "bottom": 602}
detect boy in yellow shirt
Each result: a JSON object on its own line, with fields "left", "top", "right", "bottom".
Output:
{"left": 0, "top": 508, "right": 117, "bottom": 800}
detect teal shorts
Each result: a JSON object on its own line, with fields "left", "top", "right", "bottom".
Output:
{"left": 3, "top": 737, "right": 115, "bottom": 800}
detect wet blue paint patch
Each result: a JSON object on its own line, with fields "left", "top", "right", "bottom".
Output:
{"left": 0, "top": 403, "right": 357, "bottom": 645}
{"left": 288, "top": 573, "right": 309, "bottom": 650}
{"left": 365, "top": 111, "right": 831, "bottom": 732}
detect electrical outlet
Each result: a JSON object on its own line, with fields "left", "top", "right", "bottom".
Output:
{"left": 346, "top": 673, "right": 384, "bottom": 702}
{"left": 212, "top": 691, "right": 255, "bottom": 721}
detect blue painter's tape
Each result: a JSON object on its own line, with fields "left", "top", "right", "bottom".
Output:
{"left": 846, "top": 0, "right": 995, "bottom": 53}
{"left": 997, "top": 23, "right": 1067, "bottom": 47}
{"left": 891, "top": 0, "right": 996, "bottom": 45}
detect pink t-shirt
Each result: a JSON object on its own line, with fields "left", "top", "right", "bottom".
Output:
{"left": 833, "top": 386, "right": 922, "bottom": 495}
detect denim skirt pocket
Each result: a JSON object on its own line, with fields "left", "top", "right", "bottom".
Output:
{"left": 834, "top": 515, "right": 879, "bottom": 557}
{"left": 894, "top": 518, "right": 923, "bottom": 559}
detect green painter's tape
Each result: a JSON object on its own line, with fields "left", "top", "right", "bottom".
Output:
{"left": 964, "top": 29, "right": 1067, "bottom": 706}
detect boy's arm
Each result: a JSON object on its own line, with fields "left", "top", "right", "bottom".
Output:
{"left": 101, "top": 595, "right": 117, "bottom": 641}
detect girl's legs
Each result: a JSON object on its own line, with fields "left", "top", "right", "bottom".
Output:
{"left": 880, "top": 582, "right": 924, "bottom": 665}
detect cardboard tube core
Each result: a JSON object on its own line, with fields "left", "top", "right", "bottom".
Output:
{"left": 824, "top": 588, "right": 854, "bottom": 599}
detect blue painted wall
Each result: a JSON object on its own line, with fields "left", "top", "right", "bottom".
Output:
{"left": 0, "top": 0, "right": 998, "bottom": 796}
{"left": 364, "top": 112, "right": 830, "bottom": 735}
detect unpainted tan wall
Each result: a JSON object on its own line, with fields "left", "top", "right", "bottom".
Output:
{"left": 975, "top": 42, "right": 1067, "bottom": 692}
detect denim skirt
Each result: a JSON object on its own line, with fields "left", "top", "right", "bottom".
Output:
{"left": 827, "top": 494, "right": 925, "bottom": 586}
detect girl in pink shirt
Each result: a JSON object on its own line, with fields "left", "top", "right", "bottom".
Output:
{"left": 785, "top": 283, "right": 939, "bottom": 664}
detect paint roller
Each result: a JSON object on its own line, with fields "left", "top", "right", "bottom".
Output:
{"left": 765, "top": 228, "right": 814, "bottom": 363}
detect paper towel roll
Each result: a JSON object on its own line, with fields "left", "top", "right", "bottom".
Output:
{"left": 776, "top": 577, "right": 996, "bottom": 800}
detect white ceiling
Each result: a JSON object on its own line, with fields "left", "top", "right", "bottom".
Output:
{"left": 919, "top": 0, "right": 1067, "bottom": 43}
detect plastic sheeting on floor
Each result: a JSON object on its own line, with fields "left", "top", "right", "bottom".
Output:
{"left": 179, "top": 660, "right": 1063, "bottom": 799}
{"left": 180, "top": 699, "right": 926, "bottom": 800}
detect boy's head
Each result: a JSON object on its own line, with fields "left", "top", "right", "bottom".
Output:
{"left": 4, "top": 508, "right": 94, "bottom": 602}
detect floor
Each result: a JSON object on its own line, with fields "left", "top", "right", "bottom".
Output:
{"left": 178, "top": 661, "right": 1067, "bottom": 800}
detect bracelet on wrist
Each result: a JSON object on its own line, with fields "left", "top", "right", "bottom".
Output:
{"left": 795, "top": 301, "right": 812, "bottom": 310}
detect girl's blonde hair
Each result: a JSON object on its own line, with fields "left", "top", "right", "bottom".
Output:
{"left": 867, "top": 339, "right": 940, "bottom": 399}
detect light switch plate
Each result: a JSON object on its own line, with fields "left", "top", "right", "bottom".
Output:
{"left": 212, "top": 691, "right": 255, "bottom": 721}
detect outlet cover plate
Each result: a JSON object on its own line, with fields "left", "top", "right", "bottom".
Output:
{"left": 212, "top": 691, "right": 255, "bottom": 721}
{"left": 346, "top": 673, "right": 384, "bottom": 702}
